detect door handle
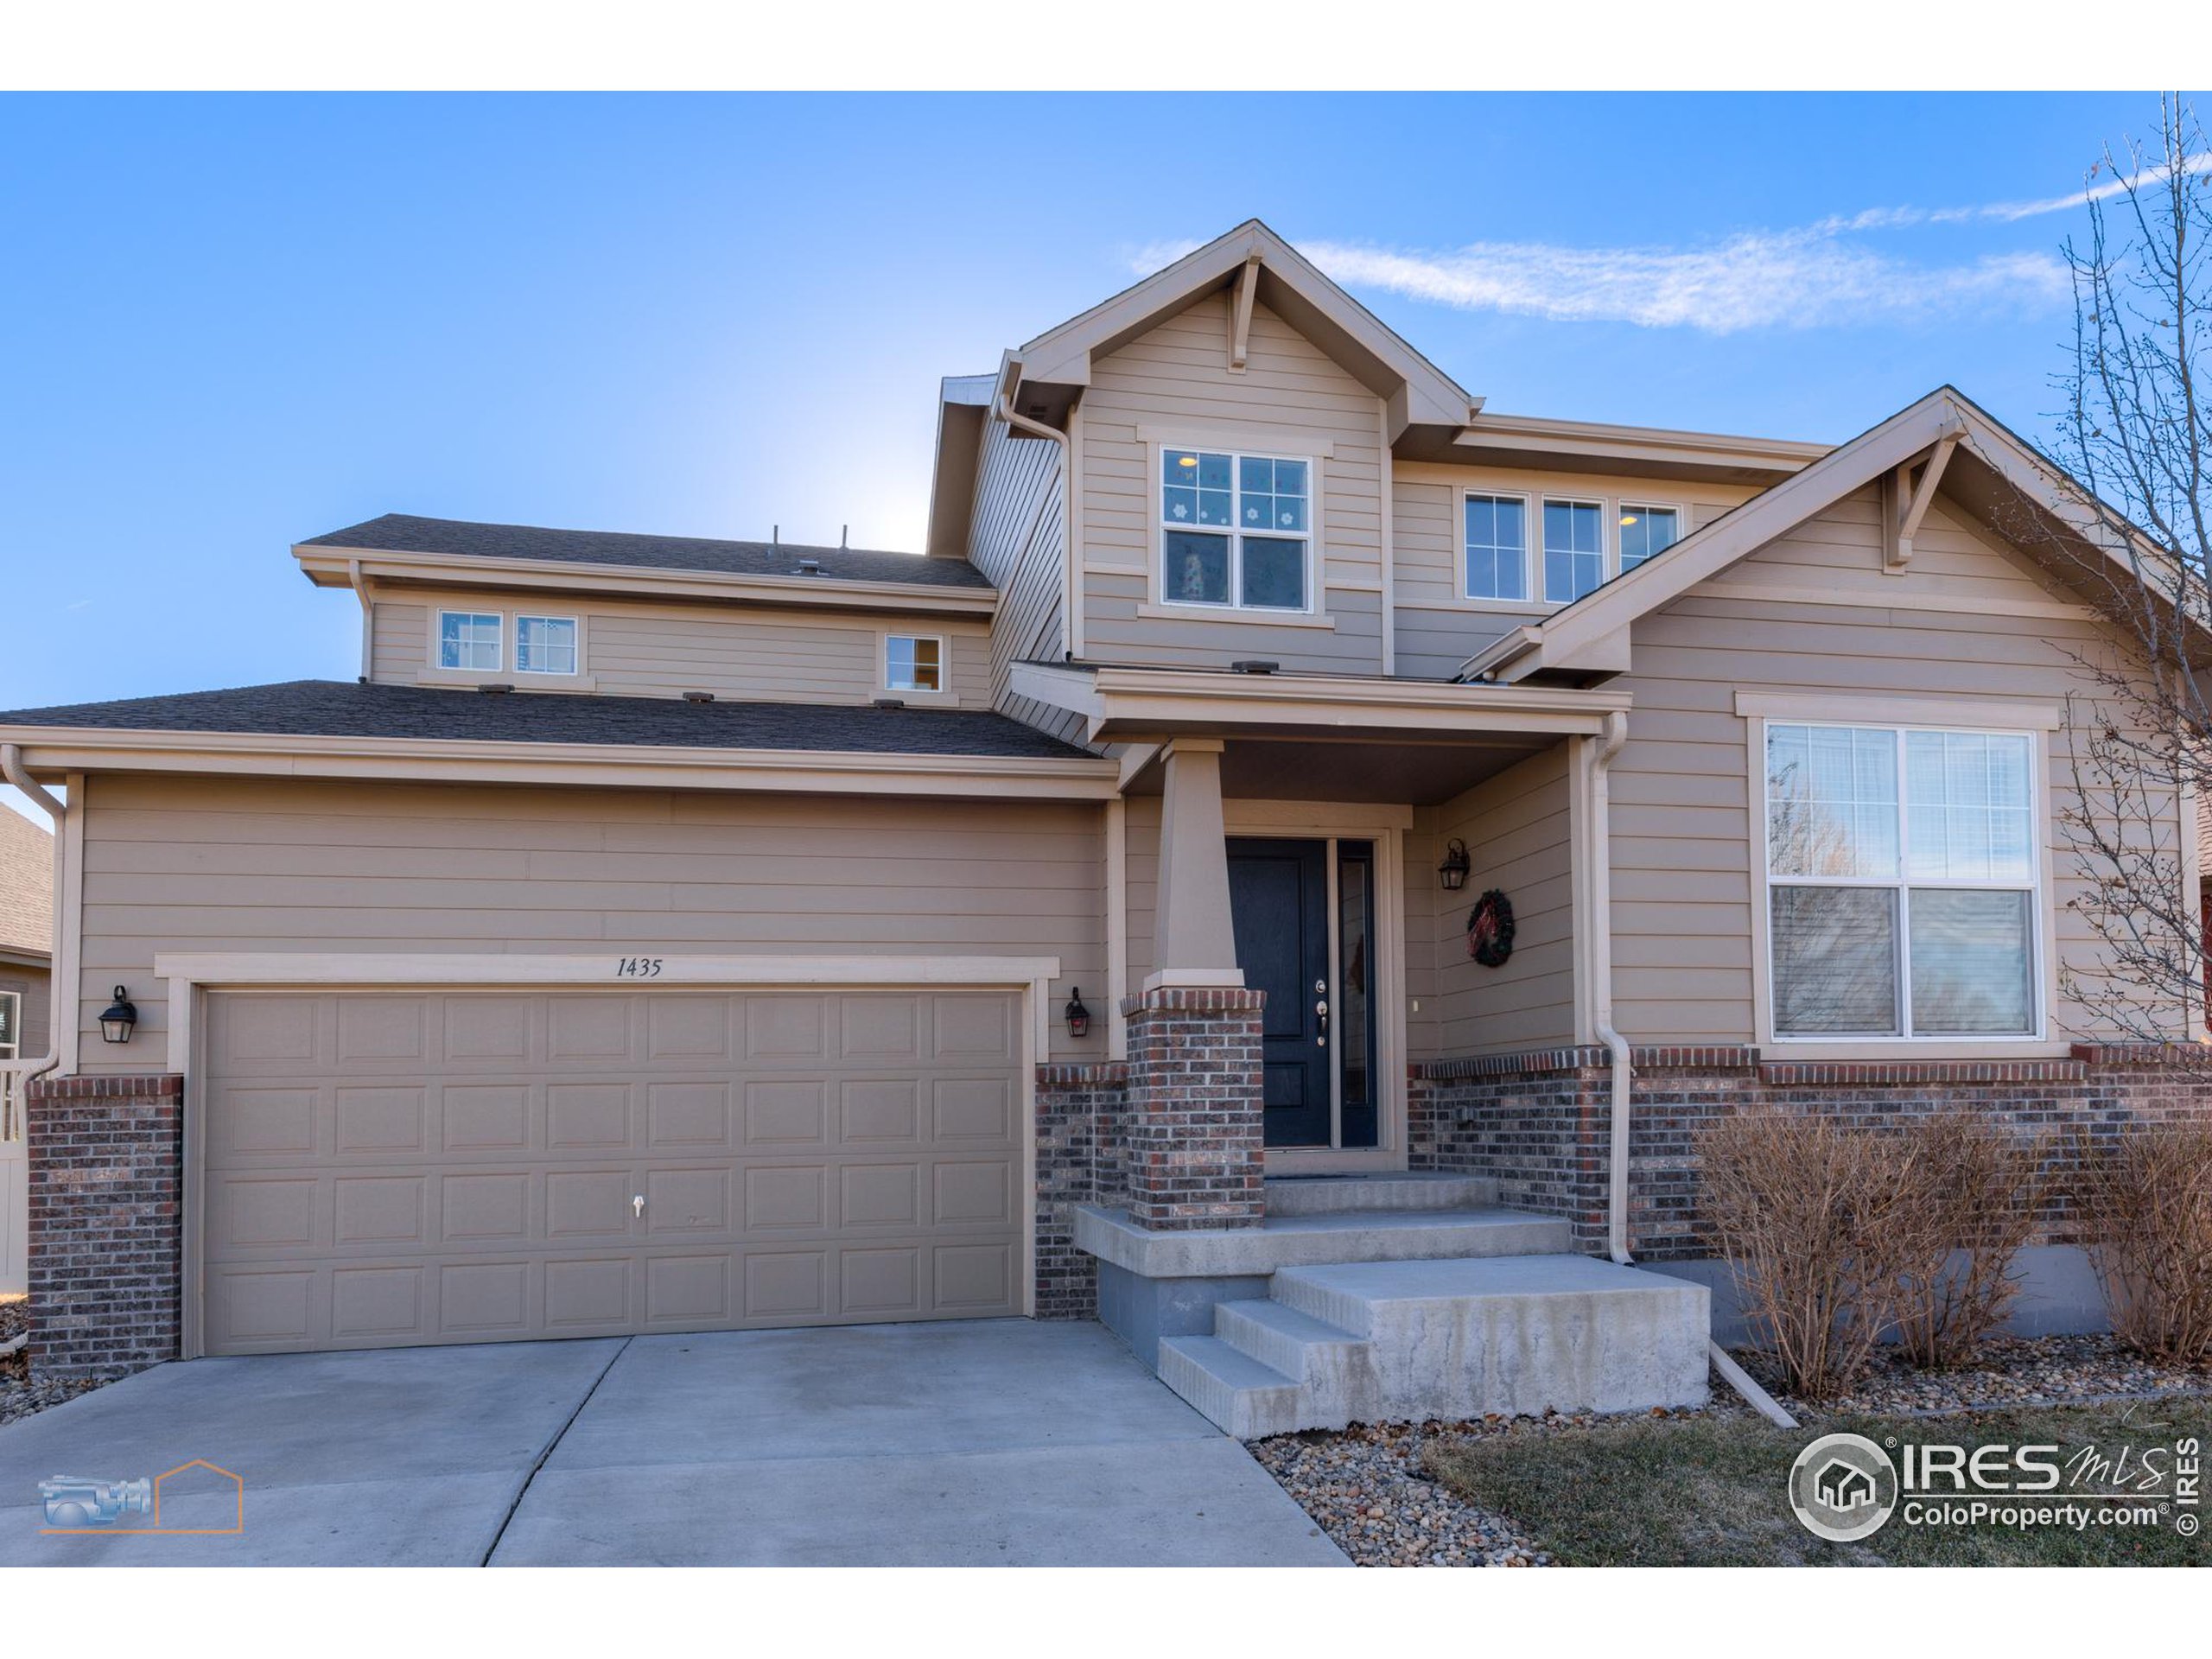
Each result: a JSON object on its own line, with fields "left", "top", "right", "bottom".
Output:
{"left": 1314, "top": 978, "right": 1329, "bottom": 1048}
{"left": 632, "top": 1194, "right": 646, "bottom": 1219}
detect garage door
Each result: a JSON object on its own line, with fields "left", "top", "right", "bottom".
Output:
{"left": 199, "top": 988, "right": 1025, "bottom": 1355}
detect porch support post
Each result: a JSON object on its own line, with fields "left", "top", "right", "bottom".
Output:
{"left": 1147, "top": 737, "right": 1243, "bottom": 990}
{"left": 1121, "top": 738, "right": 1264, "bottom": 1230}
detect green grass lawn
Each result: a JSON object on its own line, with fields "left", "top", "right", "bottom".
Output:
{"left": 1427, "top": 1400, "right": 2211, "bottom": 1567}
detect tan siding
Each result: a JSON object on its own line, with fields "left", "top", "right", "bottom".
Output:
{"left": 370, "top": 592, "right": 988, "bottom": 707}
{"left": 965, "top": 415, "right": 1084, "bottom": 746}
{"left": 1414, "top": 747, "right": 1577, "bottom": 1058}
{"left": 72, "top": 776, "right": 1109, "bottom": 1071}
{"left": 1609, "top": 486, "right": 2186, "bottom": 1045}
{"left": 1078, "top": 294, "right": 1387, "bottom": 675}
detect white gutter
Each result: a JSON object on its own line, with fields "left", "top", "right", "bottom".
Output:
{"left": 0, "top": 744, "right": 66, "bottom": 1121}
{"left": 995, "top": 359, "right": 1075, "bottom": 662}
{"left": 1585, "top": 710, "right": 1633, "bottom": 1267}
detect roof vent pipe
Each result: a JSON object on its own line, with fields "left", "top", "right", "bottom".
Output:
{"left": 841, "top": 524, "right": 849, "bottom": 550}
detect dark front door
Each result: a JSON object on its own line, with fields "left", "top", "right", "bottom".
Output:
{"left": 1226, "top": 837, "right": 1332, "bottom": 1147}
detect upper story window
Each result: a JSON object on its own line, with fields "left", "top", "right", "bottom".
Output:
{"left": 0, "top": 988, "right": 19, "bottom": 1059}
{"left": 1464, "top": 493, "right": 1529, "bottom": 601}
{"left": 886, "top": 633, "right": 944, "bottom": 694}
{"left": 1541, "top": 499, "right": 1606, "bottom": 603}
{"left": 1618, "top": 505, "right": 1680, "bottom": 573}
{"left": 1764, "top": 722, "right": 2040, "bottom": 1039}
{"left": 516, "top": 615, "right": 578, "bottom": 675}
{"left": 438, "top": 611, "right": 502, "bottom": 672}
{"left": 1160, "top": 448, "right": 1311, "bottom": 611}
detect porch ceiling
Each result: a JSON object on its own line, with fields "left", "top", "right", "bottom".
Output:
{"left": 1119, "top": 733, "right": 1555, "bottom": 805}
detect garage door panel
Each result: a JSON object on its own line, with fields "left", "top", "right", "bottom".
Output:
{"left": 201, "top": 988, "right": 1025, "bottom": 1353}
{"left": 645, "top": 1080, "right": 735, "bottom": 1148}
{"left": 548, "top": 1081, "right": 633, "bottom": 1149}
{"left": 933, "top": 995, "right": 1018, "bottom": 1061}
{"left": 743, "top": 995, "right": 830, "bottom": 1061}
{"left": 548, "top": 995, "right": 636, "bottom": 1062}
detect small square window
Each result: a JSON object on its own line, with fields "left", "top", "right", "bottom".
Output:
{"left": 886, "top": 634, "right": 943, "bottom": 693}
{"left": 438, "top": 612, "right": 502, "bottom": 672}
{"left": 1618, "top": 505, "right": 1680, "bottom": 573}
{"left": 516, "top": 616, "right": 578, "bottom": 675}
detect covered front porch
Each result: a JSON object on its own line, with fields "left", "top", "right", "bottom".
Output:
{"left": 1015, "top": 657, "right": 1633, "bottom": 1186}
{"left": 1013, "top": 660, "right": 1711, "bottom": 1433}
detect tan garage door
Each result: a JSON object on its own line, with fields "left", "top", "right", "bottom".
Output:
{"left": 199, "top": 988, "right": 1025, "bottom": 1355}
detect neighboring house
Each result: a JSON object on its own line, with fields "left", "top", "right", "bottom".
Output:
{"left": 0, "top": 805, "right": 54, "bottom": 1294}
{"left": 0, "top": 221, "right": 2204, "bottom": 1427}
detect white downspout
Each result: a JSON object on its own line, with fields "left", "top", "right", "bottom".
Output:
{"left": 1585, "top": 718, "right": 1799, "bottom": 1428}
{"left": 1, "top": 745, "right": 66, "bottom": 1134}
{"left": 1586, "top": 712, "right": 1632, "bottom": 1266}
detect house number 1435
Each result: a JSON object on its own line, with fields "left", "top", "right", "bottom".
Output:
{"left": 614, "top": 957, "right": 664, "bottom": 978}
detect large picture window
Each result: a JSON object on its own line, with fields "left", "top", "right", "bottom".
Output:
{"left": 1160, "top": 448, "right": 1311, "bottom": 612}
{"left": 1764, "top": 722, "right": 2040, "bottom": 1038}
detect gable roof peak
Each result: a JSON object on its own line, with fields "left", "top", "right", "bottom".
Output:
{"left": 1015, "top": 219, "right": 1479, "bottom": 440}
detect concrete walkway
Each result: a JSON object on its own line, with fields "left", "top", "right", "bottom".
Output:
{"left": 0, "top": 1320, "right": 1345, "bottom": 1567}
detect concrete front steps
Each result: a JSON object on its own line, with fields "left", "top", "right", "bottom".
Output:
{"left": 1157, "top": 1254, "right": 1712, "bottom": 1440}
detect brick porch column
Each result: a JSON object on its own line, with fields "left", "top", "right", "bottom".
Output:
{"left": 1120, "top": 986, "right": 1266, "bottom": 1230}
{"left": 27, "top": 1073, "right": 185, "bottom": 1380}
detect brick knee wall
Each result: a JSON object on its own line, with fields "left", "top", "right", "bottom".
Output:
{"left": 1120, "top": 987, "right": 1266, "bottom": 1230}
{"left": 1412, "top": 1044, "right": 2210, "bottom": 1261}
{"left": 1033, "top": 1063, "right": 1128, "bottom": 1319}
{"left": 28, "top": 1073, "right": 185, "bottom": 1381}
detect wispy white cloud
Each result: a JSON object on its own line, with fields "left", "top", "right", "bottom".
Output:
{"left": 1292, "top": 231, "right": 2069, "bottom": 334}
{"left": 1124, "top": 161, "right": 2212, "bottom": 334}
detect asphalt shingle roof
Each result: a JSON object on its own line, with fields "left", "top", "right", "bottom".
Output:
{"left": 0, "top": 804, "right": 53, "bottom": 959}
{"left": 303, "top": 514, "right": 994, "bottom": 591}
{"left": 0, "top": 681, "right": 1095, "bottom": 762}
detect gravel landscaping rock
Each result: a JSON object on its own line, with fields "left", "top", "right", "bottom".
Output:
{"left": 1247, "top": 1420, "right": 1555, "bottom": 1566}
{"left": 1734, "top": 1332, "right": 2212, "bottom": 1420}
{"left": 1248, "top": 1334, "right": 2212, "bottom": 1564}
{"left": 0, "top": 1295, "right": 103, "bottom": 1427}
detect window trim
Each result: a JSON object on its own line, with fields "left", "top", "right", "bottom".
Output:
{"left": 435, "top": 608, "right": 504, "bottom": 674}
{"left": 1461, "top": 489, "right": 1533, "bottom": 602}
{"left": 513, "top": 613, "right": 582, "bottom": 677}
{"left": 1152, "top": 440, "right": 1319, "bottom": 617}
{"left": 880, "top": 630, "right": 952, "bottom": 699}
{"left": 1751, "top": 715, "right": 2050, "bottom": 1046}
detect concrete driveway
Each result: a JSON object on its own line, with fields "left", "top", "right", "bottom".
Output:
{"left": 0, "top": 1320, "right": 1344, "bottom": 1567}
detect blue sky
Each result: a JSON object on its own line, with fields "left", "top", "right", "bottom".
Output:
{"left": 0, "top": 91, "right": 2177, "bottom": 808}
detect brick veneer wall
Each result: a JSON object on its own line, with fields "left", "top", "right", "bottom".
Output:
{"left": 28, "top": 1072, "right": 185, "bottom": 1381}
{"left": 1411, "top": 1044, "right": 2209, "bottom": 1259}
{"left": 1119, "top": 986, "right": 1266, "bottom": 1230}
{"left": 1033, "top": 1062, "right": 1129, "bottom": 1319}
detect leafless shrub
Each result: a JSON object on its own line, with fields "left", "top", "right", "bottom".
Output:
{"left": 2070, "top": 1120, "right": 2212, "bottom": 1364}
{"left": 1695, "top": 1111, "right": 1942, "bottom": 1400}
{"left": 1888, "top": 1115, "right": 2051, "bottom": 1369}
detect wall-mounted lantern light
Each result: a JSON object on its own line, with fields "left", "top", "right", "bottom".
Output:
{"left": 1437, "top": 838, "right": 1471, "bottom": 892}
{"left": 1065, "top": 988, "right": 1092, "bottom": 1039}
{"left": 99, "top": 985, "right": 139, "bottom": 1046}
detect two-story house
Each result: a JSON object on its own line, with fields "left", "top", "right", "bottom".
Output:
{"left": 2, "top": 221, "right": 2202, "bottom": 1431}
